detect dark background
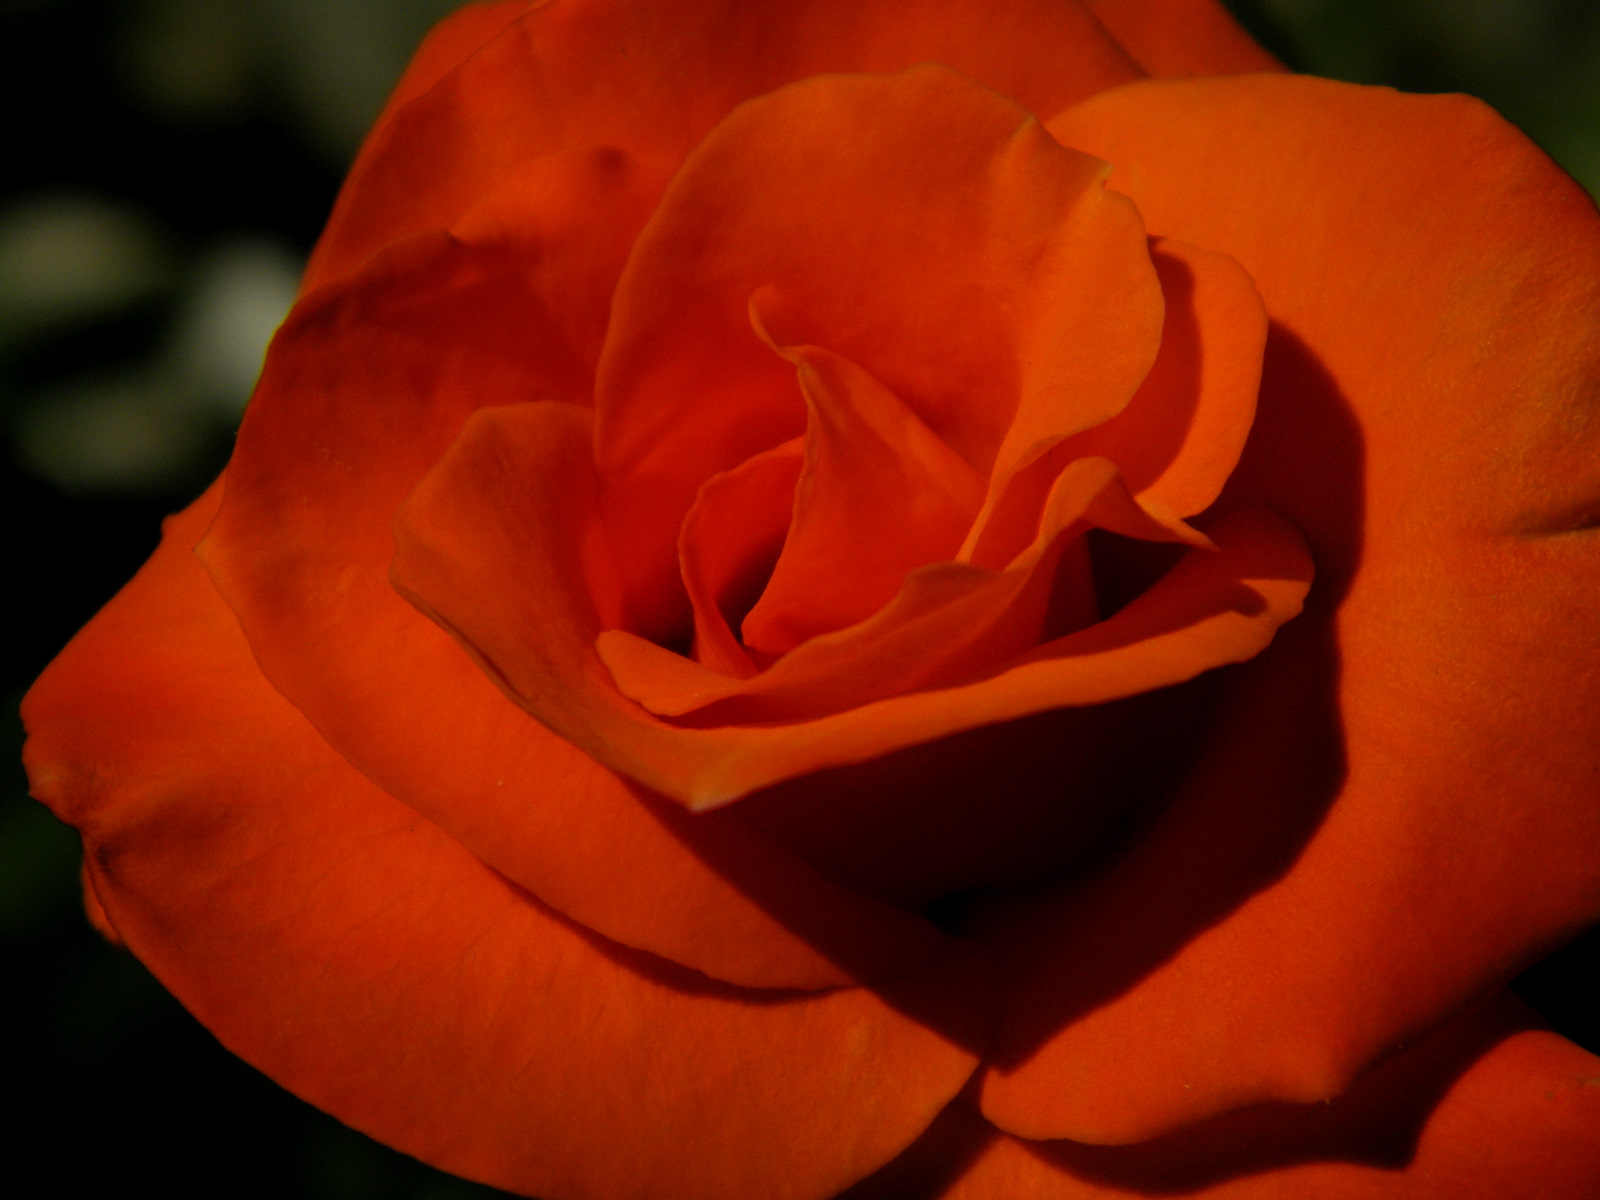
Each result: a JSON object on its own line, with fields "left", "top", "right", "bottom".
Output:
{"left": 2, "top": 1, "right": 1595, "bottom": 1196}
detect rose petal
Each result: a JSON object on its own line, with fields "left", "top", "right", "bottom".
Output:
{"left": 593, "top": 65, "right": 1162, "bottom": 640}
{"left": 1083, "top": 0, "right": 1284, "bottom": 78}
{"left": 955, "top": 994, "right": 1600, "bottom": 1198}
{"left": 679, "top": 439, "right": 804, "bottom": 678}
{"left": 21, "top": 489, "right": 987, "bottom": 1200}
{"left": 964, "top": 237, "right": 1264, "bottom": 569}
{"left": 447, "top": 148, "right": 670, "bottom": 378}
{"left": 79, "top": 859, "right": 123, "bottom": 947}
{"left": 970, "top": 74, "right": 1600, "bottom": 1144}
{"left": 603, "top": 232, "right": 1259, "bottom": 723}
{"left": 1086, "top": 238, "right": 1265, "bottom": 518}
{"left": 203, "top": 202, "right": 953, "bottom": 992}
{"left": 376, "top": 0, "right": 539, "bottom": 116}
{"left": 740, "top": 332, "right": 986, "bottom": 655}
{"left": 392, "top": 399, "right": 1309, "bottom": 808}
{"left": 305, "top": 0, "right": 1140, "bottom": 293}
{"left": 601, "top": 457, "right": 1210, "bottom": 723}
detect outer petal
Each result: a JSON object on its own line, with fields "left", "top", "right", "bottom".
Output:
{"left": 203, "top": 194, "right": 955, "bottom": 992}
{"left": 976, "top": 76, "right": 1600, "bottom": 1143}
{"left": 21, "top": 490, "right": 985, "bottom": 1200}
{"left": 305, "top": 0, "right": 1140, "bottom": 293}
{"left": 1083, "top": 0, "right": 1284, "bottom": 77}
{"left": 303, "top": 0, "right": 542, "bottom": 293}
{"left": 954, "top": 995, "right": 1600, "bottom": 1198}
{"left": 377, "top": 0, "right": 539, "bottom": 115}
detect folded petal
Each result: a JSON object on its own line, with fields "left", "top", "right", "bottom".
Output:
{"left": 393, "top": 401, "right": 1308, "bottom": 808}
{"left": 203, "top": 208, "right": 951, "bottom": 992}
{"left": 679, "top": 439, "right": 804, "bottom": 678}
{"left": 21, "top": 490, "right": 986, "bottom": 1200}
{"left": 602, "top": 457, "right": 1211, "bottom": 724}
{"left": 1083, "top": 0, "right": 1284, "bottom": 78}
{"left": 594, "top": 66, "right": 1162, "bottom": 639}
{"left": 1093, "top": 239, "right": 1265, "bottom": 517}
{"left": 392, "top": 405, "right": 1111, "bottom": 913}
{"left": 447, "top": 148, "right": 669, "bottom": 378}
{"left": 973, "top": 74, "right": 1600, "bottom": 1142}
{"left": 303, "top": 0, "right": 563, "bottom": 294}
{"left": 959, "top": 994, "right": 1600, "bottom": 1198}
{"left": 741, "top": 333, "right": 986, "bottom": 655}
{"left": 306, "top": 0, "right": 1139, "bottom": 292}
{"left": 966, "top": 237, "right": 1265, "bottom": 569}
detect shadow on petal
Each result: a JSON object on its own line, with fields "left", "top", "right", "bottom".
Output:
{"left": 839, "top": 1095, "right": 999, "bottom": 1199}
{"left": 1017, "top": 992, "right": 1530, "bottom": 1191}
{"left": 959, "top": 325, "right": 1380, "bottom": 1149}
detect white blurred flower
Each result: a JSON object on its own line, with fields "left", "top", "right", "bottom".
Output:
{"left": 0, "top": 193, "right": 170, "bottom": 341}
{"left": 15, "top": 373, "right": 207, "bottom": 491}
{"left": 168, "top": 237, "right": 302, "bottom": 417}
{"left": 8, "top": 217, "right": 302, "bottom": 494}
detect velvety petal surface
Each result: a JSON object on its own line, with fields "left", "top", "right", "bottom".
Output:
{"left": 973, "top": 75, "right": 1600, "bottom": 1143}
{"left": 302, "top": 0, "right": 545, "bottom": 294}
{"left": 314, "top": 0, "right": 541, "bottom": 268}
{"left": 598, "top": 458, "right": 1223, "bottom": 724}
{"left": 1083, "top": 0, "right": 1284, "bottom": 77}
{"left": 1082, "top": 239, "right": 1265, "bottom": 518}
{"left": 593, "top": 65, "right": 1162, "bottom": 640}
{"left": 22, "top": 488, "right": 986, "bottom": 1200}
{"left": 679, "top": 440, "right": 804, "bottom": 678}
{"left": 953, "top": 994, "right": 1600, "bottom": 1198}
{"left": 202, "top": 186, "right": 958, "bottom": 992}
{"left": 304, "top": 0, "right": 1140, "bottom": 293}
{"left": 961, "top": 236, "right": 1264, "bottom": 569}
{"left": 740, "top": 338, "right": 987, "bottom": 655}
{"left": 448, "top": 147, "right": 669, "bottom": 377}
{"left": 392, "top": 396, "right": 1309, "bottom": 809}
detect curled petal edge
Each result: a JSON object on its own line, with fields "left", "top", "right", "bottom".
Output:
{"left": 391, "top": 399, "right": 1312, "bottom": 810}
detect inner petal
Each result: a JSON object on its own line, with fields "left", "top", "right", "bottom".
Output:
{"left": 600, "top": 457, "right": 1175, "bottom": 723}
{"left": 741, "top": 314, "right": 986, "bottom": 656}
{"left": 678, "top": 439, "right": 803, "bottom": 677}
{"left": 962, "top": 237, "right": 1262, "bottom": 569}
{"left": 592, "top": 65, "right": 1162, "bottom": 643}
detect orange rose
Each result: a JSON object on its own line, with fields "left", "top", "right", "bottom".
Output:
{"left": 22, "top": 0, "right": 1600, "bottom": 1196}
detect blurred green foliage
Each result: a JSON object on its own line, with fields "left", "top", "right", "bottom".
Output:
{"left": 1228, "top": 0, "right": 1600, "bottom": 195}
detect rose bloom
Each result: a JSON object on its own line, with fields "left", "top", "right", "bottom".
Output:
{"left": 22, "top": 0, "right": 1600, "bottom": 1196}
